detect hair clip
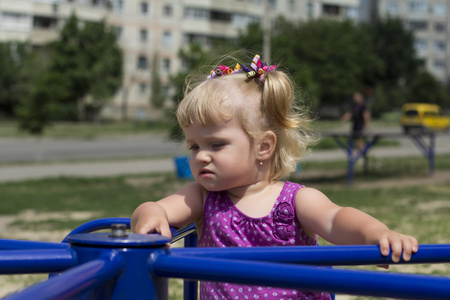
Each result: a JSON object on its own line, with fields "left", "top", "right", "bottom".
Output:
{"left": 207, "top": 55, "right": 276, "bottom": 82}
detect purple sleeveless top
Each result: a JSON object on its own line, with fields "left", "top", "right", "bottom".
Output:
{"left": 197, "top": 181, "right": 331, "bottom": 300}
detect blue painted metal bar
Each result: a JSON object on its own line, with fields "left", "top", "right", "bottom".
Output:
{"left": 0, "top": 238, "right": 70, "bottom": 250}
{"left": 0, "top": 249, "right": 76, "bottom": 274}
{"left": 330, "top": 134, "right": 381, "bottom": 185}
{"left": 327, "top": 132, "right": 439, "bottom": 184}
{"left": 171, "top": 223, "right": 196, "bottom": 244}
{"left": 2, "top": 251, "right": 124, "bottom": 300}
{"left": 409, "top": 133, "right": 435, "bottom": 176}
{"left": 169, "top": 244, "right": 450, "bottom": 266}
{"left": 61, "top": 218, "right": 192, "bottom": 244}
{"left": 150, "top": 251, "right": 450, "bottom": 300}
{"left": 182, "top": 227, "right": 198, "bottom": 300}
{"left": 61, "top": 218, "right": 130, "bottom": 243}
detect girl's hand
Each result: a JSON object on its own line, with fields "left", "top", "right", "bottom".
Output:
{"left": 131, "top": 202, "right": 172, "bottom": 238}
{"left": 368, "top": 229, "right": 419, "bottom": 263}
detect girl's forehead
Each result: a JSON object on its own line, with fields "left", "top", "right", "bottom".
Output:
{"left": 184, "top": 116, "right": 246, "bottom": 138}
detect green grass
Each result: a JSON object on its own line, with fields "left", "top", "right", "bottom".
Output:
{"left": 0, "top": 173, "right": 191, "bottom": 232}
{"left": 0, "top": 120, "right": 172, "bottom": 139}
{"left": 313, "top": 136, "right": 399, "bottom": 150}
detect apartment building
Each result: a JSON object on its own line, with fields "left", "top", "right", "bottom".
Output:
{"left": 376, "top": 0, "right": 450, "bottom": 83}
{"left": 0, "top": 0, "right": 359, "bottom": 120}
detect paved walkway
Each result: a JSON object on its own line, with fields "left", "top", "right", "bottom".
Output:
{"left": 0, "top": 159, "right": 176, "bottom": 182}
{"left": 1, "top": 134, "right": 449, "bottom": 183}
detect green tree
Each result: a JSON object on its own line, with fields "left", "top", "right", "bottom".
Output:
{"left": 366, "top": 17, "right": 423, "bottom": 114}
{"left": 236, "top": 18, "right": 383, "bottom": 110}
{"left": 405, "top": 72, "right": 448, "bottom": 107}
{"left": 169, "top": 43, "right": 213, "bottom": 140}
{"left": 0, "top": 42, "right": 43, "bottom": 118}
{"left": 150, "top": 53, "right": 165, "bottom": 108}
{"left": 291, "top": 19, "right": 383, "bottom": 106}
{"left": 367, "top": 17, "right": 422, "bottom": 87}
{"left": 79, "top": 20, "right": 123, "bottom": 120}
{"left": 45, "top": 13, "right": 123, "bottom": 120}
{"left": 0, "top": 43, "right": 21, "bottom": 118}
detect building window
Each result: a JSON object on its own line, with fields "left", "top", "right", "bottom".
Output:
{"left": 434, "top": 60, "right": 445, "bottom": 71}
{"left": 414, "top": 38, "right": 427, "bottom": 52}
{"left": 163, "top": 5, "right": 173, "bottom": 17}
{"left": 163, "top": 31, "right": 172, "bottom": 45}
{"left": 33, "top": 16, "right": 57, "bottom": 29}
{"left": 269, "top": 0, "right": 277, "bottom": 9}
{"left": 184, "top": 7, "right": 210, "bottom": 20}
{"left": 433, "top": 40, "right": 446, "bottom": 52}
{"left": 137, "top": 55, "right": 148, "bottom": 69}
{"left": 1, "top": 12, "right": 30, "bottom": 31}
{"left": 345, "top": 7, "right": 359, "bottom": 19}
{"left": 139, "top": 83, "right": 147, "bottom": 94}
{"left": 140, "top": 2, "right": 149, "bottom": 15}
{"left": 288, "top": 0, "right": 296, "bottom": 11}
{"left": 140, "top": 29, "right": 148, "bottom": 42}
{"left": 323, "top": 4, "right": 340, "bottom": 15}
{"left": 210, "top": 10, "right": 232, "bottom": 22}
{"left": 433, "top": 4, "right": 446, "bottom": 16}
{"left": 114, "top": 0, "right": 124, "bottom": 12}
{"left": 162, "top": 58, "right": 171, "bottom": 72}
{"left": 307, "top": 2, "right": 314, "bottom": 17}
{"left": 232, "top": 13, "right": 260, "bottom": 28}
{"left": 435, "top": 23, "right": 446, "bottom": 33}
{"left": 409, "top": 1, "right": 427, "bottom": 13}
{"left": 113, "top": 26, "right": 122, "bottom": 39}
{"left": 386, "top": 2, "right": 399, "bottom": 15}
{"left": 408, "top": 20, "right": 428, "bottom": 31}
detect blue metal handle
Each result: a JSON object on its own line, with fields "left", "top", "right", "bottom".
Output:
{"left": 61, "top": 218, "right": 196, "bottom": 244}
{"left": 171, "top": 244, "right": 450, "bottom": 265}
{"left": 2, "top": 251, "right": 124, "bottom": 300}
{"left": 61, "top": 218, "right": 131, "bottom": 243}
{"left": 0, "top": 249, "right": 76, "bottom": 274}
{"left": 150, "top": 250, "right": 450, "bottom": 299}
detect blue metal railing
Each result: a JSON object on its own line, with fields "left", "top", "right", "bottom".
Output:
{"left": 0, "top": 218, "right": 449, "bottom": 300}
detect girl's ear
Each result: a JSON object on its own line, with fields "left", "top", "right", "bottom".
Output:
{"left": 256, "top": 131, "right": 277, "bottom": 161}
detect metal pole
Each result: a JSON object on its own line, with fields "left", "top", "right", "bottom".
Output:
{"left": 170, "top": 244, "right": 450, "bottom": 266}
{"left": 150, "top": 252, "right": 450, "bottom": 300}
{"left": 263, "top": 0, "right": 271, "bottom": 63}
{"left": 2, "top": 252, "right": 124, "bottom": 300}
{"left": 430, "top": 132, "right": 435, "bottom": 175}
{"left": 0, "top": 249, "right": 76, "bottom": 274}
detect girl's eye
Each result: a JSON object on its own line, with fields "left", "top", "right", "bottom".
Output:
{"left": 212, "top": 143, "right": 225, "bottom": 149}
{"left": 188, "top": 145, "right": 199, "bottom": 151}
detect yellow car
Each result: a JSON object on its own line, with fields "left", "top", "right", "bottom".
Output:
{"left": 401, "top": 103, "right": 450, "bottom": 133}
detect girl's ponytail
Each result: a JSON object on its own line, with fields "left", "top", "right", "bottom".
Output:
{"left": 262, "top": 71, "right": 302, "bottom": 130}
{"left": 261, "top": 70, "right": 316, "bottom": 179}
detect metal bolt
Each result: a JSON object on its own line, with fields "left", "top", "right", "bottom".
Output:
{"left": 110, "top": 223, "right": 128, "bottom": 238}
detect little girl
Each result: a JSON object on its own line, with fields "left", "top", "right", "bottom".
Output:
{"left": 131, "top": 54, "right": 418, "bottom": 299}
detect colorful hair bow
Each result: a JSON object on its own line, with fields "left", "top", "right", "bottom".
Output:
{"left": 207, "top": 63, "right": 242, "bottom": 79}
{"left": 207, "top": 54, "right": 276, "bottom": 83}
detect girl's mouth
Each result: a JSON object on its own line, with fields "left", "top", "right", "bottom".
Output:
{"left": 199, "top": 168, "right": 214, "bottom": 177}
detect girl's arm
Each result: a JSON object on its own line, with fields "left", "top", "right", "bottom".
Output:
{"left": 295, "top": 187, "right": 418, "bottom": 263}
{"left": 131, "top": 182, "right": 205, "bottom": 238}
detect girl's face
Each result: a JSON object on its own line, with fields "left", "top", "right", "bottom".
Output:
{"left": 184, "top": 116, "right": 259, "bottom": 192}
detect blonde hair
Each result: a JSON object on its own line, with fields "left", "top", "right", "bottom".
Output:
{"left": 176, "top": 63, "right": 316, "bottom": 180}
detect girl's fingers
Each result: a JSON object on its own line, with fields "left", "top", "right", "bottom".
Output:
{"left": 160, "top": 226, "right": 173, "bottom": 238}
{"left": 402, "top": 235, "right": 419, "bottom": 261}
{"left": 401, "top": 238, "right": 413, "bottom": 261}
{"left": 389, "top": 237, "right": 403, "bottom": 263}
{"left": 378, "top": 235, "right": 391, "bottom": 257}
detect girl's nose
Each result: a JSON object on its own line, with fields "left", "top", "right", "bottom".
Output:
{"left": 195, "top": 150, "right": 212, "bottom": 163}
